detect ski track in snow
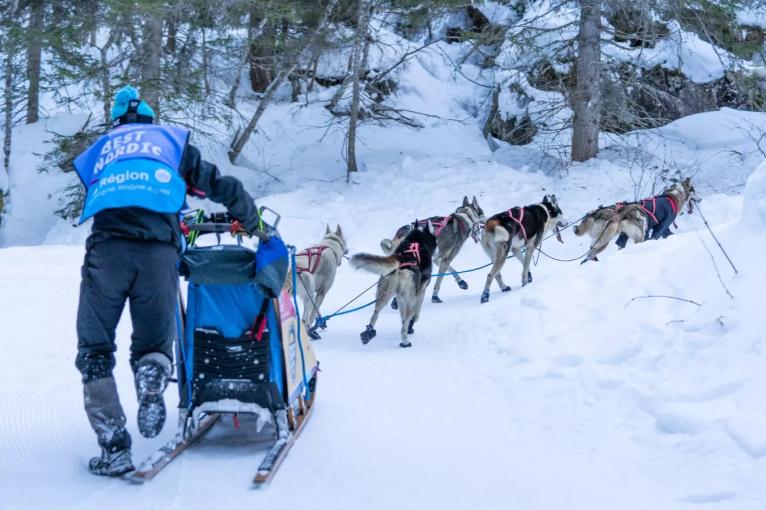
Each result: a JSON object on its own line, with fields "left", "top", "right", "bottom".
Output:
{"left": 1, "top": 157, "right": 765, "bottom": 509}
{"left": 1, "top": 16, "right": 766, "bottom": 506}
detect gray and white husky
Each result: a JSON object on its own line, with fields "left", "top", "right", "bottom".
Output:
{"left": 380, "top": 196, "right": 485, "bottom": 304}
{"left": 289, "top": 225, "right": 349, "bottom": 339}
{"left": 351, "top": 221, "right": 437, "bottom": 348}
{"left": 480, "top": 195, "right": 566, "bottom": 303}
{"left": 575, "top": 178, "right": 699, "bottom": 263}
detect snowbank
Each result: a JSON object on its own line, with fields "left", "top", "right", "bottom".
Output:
{"left": 740, "top": 158, "right": 766, "bottom": 227}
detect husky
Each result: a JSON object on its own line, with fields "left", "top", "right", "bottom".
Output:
{"left": 380, "top": 196, "right": 485, "bottom": 304}
{"left": 288, "top": 225, "right": 349, "bottom": 340}
{"left": 575, "top": 177, "right": 699, "bottom": 263}
{"left": 350, "top": 221, "right": 437, "bottom": 348}
{"left": 479, "top": 195, "right": 566, "bottom": 303}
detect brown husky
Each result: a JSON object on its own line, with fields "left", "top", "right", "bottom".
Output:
{"left": 575, "top": 178, "right": 699, "bottom": 263}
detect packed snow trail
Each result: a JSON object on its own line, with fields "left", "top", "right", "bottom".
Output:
{"left": 1, "top": 159, "right": 765, "bottom": 509}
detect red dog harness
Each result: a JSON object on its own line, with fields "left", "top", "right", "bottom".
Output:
{"left": 296, "top": 246, "right": 328, "bottom": 274}
{"left": 507, "top": 207, "right": 527, "bottom": 242}
{"left": 640, "top": 195, "right": 678, "bottom": 225}
{"left": 399, "top": 242, "right": 422, "bottom": 269}
{"left": 417, "top": 216, "right": 451, "bottom": 237}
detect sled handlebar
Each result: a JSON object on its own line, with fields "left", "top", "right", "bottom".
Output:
{"left": 186, "top": 222, "right": 272, "bottom": 241}
{"left": 185, "top": 206, "right": 281, "bottom": 242}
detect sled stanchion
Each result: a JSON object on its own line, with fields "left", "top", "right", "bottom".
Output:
{"left": 695, "top": 203, "right": 738, "bottom": 274}
{"left": 290, "top": 248, "right": 310, "bottom": 399}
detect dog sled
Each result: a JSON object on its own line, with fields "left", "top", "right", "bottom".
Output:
{"left": 126, "top": 210, "right": 319, "bottom": 486}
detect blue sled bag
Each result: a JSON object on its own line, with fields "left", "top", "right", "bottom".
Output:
{"left": 255, "top": 236, "right": 288, "bottom": 298}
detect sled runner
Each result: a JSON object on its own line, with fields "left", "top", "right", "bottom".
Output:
{"left": 126, "top": 211, "right": 319, "bottom": 486}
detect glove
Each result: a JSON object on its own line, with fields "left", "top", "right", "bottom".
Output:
{"left": 230, "top": 220, "right": 250, "bottom": 237}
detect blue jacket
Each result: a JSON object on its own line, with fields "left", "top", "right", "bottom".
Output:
{"left": 74, "top": 125, "right": 260, "bottom": 249}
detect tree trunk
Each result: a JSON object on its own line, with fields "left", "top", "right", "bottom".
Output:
{"left": 346, "top": 0, "right": 369, "bottom": 178}
{"left": 228, "top": 69, "right": 290, "bottom": 163}
{"left": 249, "top": 10, "right": 273, "bottom": 93}
{"left": 3, "top": 47, "right": 13, "bottom": 174}
{"left": 26, "top": 0, "right": 44, "bottom": 124}
{"left": 202, "top": 28, "right": 210, "bottom": 97}
{"left": 227, "top": 16, "right": 269, "bottom": 109}
{"left": 99, "top": 45, "right": 111, "bottom": 123}
{"left": 140, "top": 12, "right": 163, "bottom": 120}
{"left": 571, "top": 0, "right": 601, "bottom": 162}
{"left": 229, "top": 0, "right": 338, "bottom": 164}
{"left": 166, "top": 14, "right": 177, "bottom": 56}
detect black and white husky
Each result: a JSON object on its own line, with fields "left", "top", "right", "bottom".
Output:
{"left": 350, "top": 221, "right": 437, "bottom": 348}
{"left": 380, "top": 196, "right": 485, "bottom": 304}
{"left": 480, "top": 195, "right": 566, "bottom": 303}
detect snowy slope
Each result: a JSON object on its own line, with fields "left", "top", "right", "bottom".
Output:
{"left": 1, "top": 134, "right": 765, "bottom": 509}
{"left": 1, "top": 9, "right": 765, "bottom": 508}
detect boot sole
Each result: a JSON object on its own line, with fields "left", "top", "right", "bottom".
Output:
{"left": 138, "top": 393, "right": 166, "bottom": 438}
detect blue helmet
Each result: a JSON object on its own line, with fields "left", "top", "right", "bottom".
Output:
{"left": 110, "top": 85, "right": 156, "bottom": 126}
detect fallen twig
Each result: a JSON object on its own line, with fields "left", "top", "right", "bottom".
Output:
{"left": 624, "top": 295, "right": 702, "bottom": 308}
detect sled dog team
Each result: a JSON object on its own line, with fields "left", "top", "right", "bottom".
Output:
{"left": 292, "top": 178, "right": 699, "bottom": 348}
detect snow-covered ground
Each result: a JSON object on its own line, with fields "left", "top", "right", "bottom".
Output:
{"left": 1, "top": 109, "right": 765, "bottom": 508}
{"left": 2, "top": 8, "right": 766, "bottom": 506}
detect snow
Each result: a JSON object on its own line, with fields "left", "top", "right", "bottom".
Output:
{"left": 740, "top": 158, "right": 766, "bottom": 227}
{"left": 602, "top": 22, "right": 738, "bottom": 85}
{"left": 738, "top": 6, "right": 766, "bottom": 29}
{"left": 1, "top": 8, "right": 766, "bottom": 508}
{"left": 1, "top": 120, "right": 766, "bottom": 507}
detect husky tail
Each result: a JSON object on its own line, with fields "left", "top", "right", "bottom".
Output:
{"left": 350, "top": 253, "right": 398, "bottom": 276}
{"left": 481, "top": 220, "right": 510, "bottom": 243}
{"left": 573, "top": 215, "right": 594, "bottom": 236}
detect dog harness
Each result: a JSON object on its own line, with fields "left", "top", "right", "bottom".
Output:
{"left": 452, "top": 212, "right": 482, "bottom": 243}
{"left": 417, "top": 216, "right": 451, "bottom": 237}
{"left": 665, "top": 195, "right": 679, "bottom": 215}
{"left": 296, "top": 246, "right": 328, "bottom": 274}
{"left": 399, "top": 242, "right": 422, "bottom": 269}
{"left": 506, "top": 207, "right": 527, "bottom": 242}
{"left": 639, "top": 195, "right": 678, "bottom": 226}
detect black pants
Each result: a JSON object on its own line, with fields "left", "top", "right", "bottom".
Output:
{"left": 75, "top": 238, "right": 179, "bottom": 382}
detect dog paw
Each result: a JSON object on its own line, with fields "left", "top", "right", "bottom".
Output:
{"left": 457, "top": 280, "right": 468, "bottom": 290}
{"left": 390, "top": 298, "right": 398, "bottom": 310}
{"left": 308, "top": 329, "right": 321, "bottom": 341}
{"left": 431, "top": 295, "right": 443, "bottom": 304}
{"left": 527, "top": 272, "right": 533, "bottom": 284}
{"left": 501, "top": 286, "right": 512, "bottom": 292}
{"left": 480, "top": 291, "right": 490, "bottom": 303}
{"left": 407, "top": 319, "right": 415, "bottom": 335}
{"left": 360, "top": 325, "right": 376, "bottom": 345}
{"left": 399, "top": 341, "right": 412, "bottom": 348}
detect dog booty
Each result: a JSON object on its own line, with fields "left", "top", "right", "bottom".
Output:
{"left": 360, "top": 325, "right": 376, "bottom": 344}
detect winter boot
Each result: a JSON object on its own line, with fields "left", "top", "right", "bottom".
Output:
{"left": 88, "top": 427, "right": 134, "bottom": 476}
{"left": 134, "top": 354, "right": 170, "bottom": 439}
